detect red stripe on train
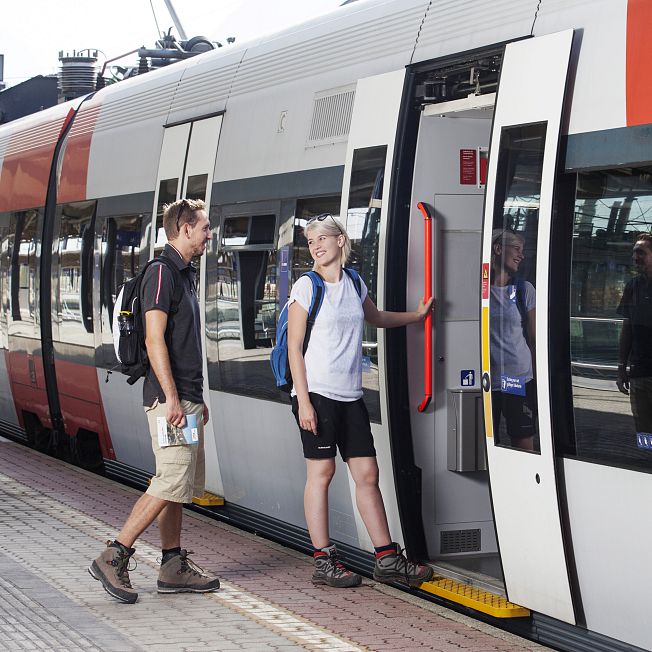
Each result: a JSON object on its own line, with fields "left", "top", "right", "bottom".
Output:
{"left": 626, "top": 0, "right": 652, "bottom": 126}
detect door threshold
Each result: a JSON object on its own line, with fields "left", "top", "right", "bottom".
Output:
{"left": 429, "top": 558, "right": 505, "bottom": 597}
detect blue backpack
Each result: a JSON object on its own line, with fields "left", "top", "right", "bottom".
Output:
{"left": 270, "top": 268, "right": 362, "bottom": 392}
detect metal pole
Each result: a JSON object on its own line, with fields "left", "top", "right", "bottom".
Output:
{"left": 163, "top": 0, "right": 188, "bottom": 40}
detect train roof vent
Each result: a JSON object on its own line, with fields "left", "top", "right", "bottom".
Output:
{"left": 307, "top": 85, "right": 355, "bottom": 148}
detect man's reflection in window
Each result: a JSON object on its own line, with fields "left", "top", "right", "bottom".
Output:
{"left": 490, "top": 229, "right": 538, "bottom": 451}
{"left": 616, "top": 233, "right": 652, "bottom": 436}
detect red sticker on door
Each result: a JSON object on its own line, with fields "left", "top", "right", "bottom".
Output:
{"left": 482, "top": 263, "right": 489, "bottom": 299}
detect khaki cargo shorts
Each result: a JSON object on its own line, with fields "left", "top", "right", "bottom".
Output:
{"left": 144, "top": 398, "right": 205, "bottom": 504}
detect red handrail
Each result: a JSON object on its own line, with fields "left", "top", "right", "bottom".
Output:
{"left": 417, "top": 201, "right": 433, "bottom": 413}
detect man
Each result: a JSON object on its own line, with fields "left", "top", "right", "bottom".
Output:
{"left": 616, "top": 233, "right": 652, "bottom": 435}
{"left": 89, "top": 198, "right": 218, "bottom": 603}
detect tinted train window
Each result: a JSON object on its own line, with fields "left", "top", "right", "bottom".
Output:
{"left": 569, "top": 167, "right": 652, "bottom": 472}
{"left": 489, "top": 123, "right": 546, "bottom": 453}
{"left": 100, "top": 214, "right": 149, "bottom": 333}
{"left": 154, "top": 178, "right": 178, "bottom": 256}
{"left": 9, "top": 209, "right": 42, "bottom": 334}
{"left": 0, "top": 212, "right": 11, "bottom": 349}
{"left": 210, "top": 207, "right": 279, "bottom": 399}
{"left": 347, "top": 146, "right": 387, "bottom": 423}
{"left": 54, "top": 201, "right": 96, "bottom": 343}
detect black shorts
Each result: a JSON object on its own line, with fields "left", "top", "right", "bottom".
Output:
{"left": 291, "top": 392, "right": 376, "bottom": 460}
{"left": 492, "top": 380, "right": 537, "bottom": 440}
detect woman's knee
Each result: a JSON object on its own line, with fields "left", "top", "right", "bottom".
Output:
{"left": 349, "top": 459, "right": 379, "bottom": 488}
{"left": 306, "top": 459, "right": 336, "bottom": 485}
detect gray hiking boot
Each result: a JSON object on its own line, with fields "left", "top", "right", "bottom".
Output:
{"left": 157, "top": 550, "right": 220, "bottom": 593}
{"left": 89, "top": 541, "right": 138, "bottom": 604}
{"left": 312, "top": 545, "right": 362, "bottom": 588}
{"left": 373, "top": 544, "right": 433, "bottom": 587}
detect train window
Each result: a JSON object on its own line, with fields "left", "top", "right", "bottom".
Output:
{"left": 347, "top": 145, "right": 388, "bottom": 423}
{"left": 211, "top": 206, "right": 280, "bottom": 400}
{"left": 53, "top": 201, "right": 97, "bottom": 343}
{"left": 222, "top": 215, "right": 276, "bottom": 248}
{"left": 0, "top": 212, "right": 12, "bottom": 348}
{"left": 569, "top": 167, "right": 652, "bottom": 472}
{"left": 154, "top": 178, "right": 178, "bottom": 256}
{"left": 489, "top": 123, "right": 546, "bottom": 453}
{"left": 8, "top": 209, "right": 42, "bottom": 334}
{"left": 186, "top": 174, "right": 208, "bottom": 201}
{"left": 99, "top": 214, "right": 149, "bottom": 334}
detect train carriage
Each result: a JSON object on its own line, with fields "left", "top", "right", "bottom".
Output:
{"left": 0, "top": 1, "right": 650, "bottom": 649}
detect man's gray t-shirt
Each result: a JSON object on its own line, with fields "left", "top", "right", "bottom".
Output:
{"left": 490, "top": 281, "right": 535, "bottom": 384}
{"left": 140, "top": 244, "right": 203, "bottom": 407}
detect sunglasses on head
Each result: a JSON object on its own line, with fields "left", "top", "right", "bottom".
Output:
{"left": 176, "top": 199, "right": 190, "bottom": 233}
{"left": 306, "top": 213, "right": 342, "bottom": 235}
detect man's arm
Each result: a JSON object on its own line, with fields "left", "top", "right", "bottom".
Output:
{"left": 145, "top": 309, "right": 186, "bottom": 427}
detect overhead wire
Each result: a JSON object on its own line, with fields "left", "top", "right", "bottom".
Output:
{"left": 149, "top": 0, "right": 163, "bottom": 38}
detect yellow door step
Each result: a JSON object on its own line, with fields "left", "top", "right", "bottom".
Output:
{"left": 192, "top": 491, "right": 225, "bottom": 506}
{"left": 419, "top": 575, "right": 530, "bottom": 618}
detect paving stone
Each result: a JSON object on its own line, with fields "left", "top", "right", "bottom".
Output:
{"left": 0, "top": 439, "right": 553, "bottom": 652}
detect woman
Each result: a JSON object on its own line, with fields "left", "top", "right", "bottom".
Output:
{"left": 490, "top": 228, "right": 537, "bottom": 451}
{"left": 287, "top": 213, "right": 433, "bottom": 588}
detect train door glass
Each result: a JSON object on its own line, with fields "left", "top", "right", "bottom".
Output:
{"left": 53, "top": 201, "right": 96, "bottom": 347}
{"left": 213, "top": 204, "right": 279, "bottom": 399}
{"left": 154, "top": 178, "right": 179, "bottom": 257}
{"left": 98, "top": 211, "right": 149, "bottom": 366}
{"left": 569, "top": 166, "right": 652, "bottom": 473}
{"left": 346, "top": 145, "right": 387, "bottom": 422}
{"left": 0, "top": 212, "right": 11, "bottom": 349}
{"left": 489, "top": 123, "right": 544, "bottom": 453}
{"left": 9, "top": 209, "right": 42, "bottom": 336}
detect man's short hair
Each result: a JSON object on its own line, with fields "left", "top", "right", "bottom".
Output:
{"left": 162, "top": 198, "right": 206, "bottom": 240}
{"left": 636, "top": 232, "right": 652, "bottom": 251}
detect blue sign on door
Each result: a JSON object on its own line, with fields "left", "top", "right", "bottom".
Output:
{"left": 461, "top": 370, "right": 475, "bottom": 387}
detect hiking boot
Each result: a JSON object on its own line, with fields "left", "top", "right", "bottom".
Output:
{"left": 89, "top": 541, "right": 138, "bottom": 604}
{"left": 157, "top": 550, "right": 220, "bottom": 593}
{"left": 373, "top": 544, "right": 433, "bottom": 587}
{"left": 312, "top": 545, "right": 362, "bottom": 588}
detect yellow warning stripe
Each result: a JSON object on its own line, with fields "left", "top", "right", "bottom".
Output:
{"left": 481, "top": 305, "right": 493, "bottom": 438}
{"left": 419, "top": 575, "right": 530, "bottom": 618}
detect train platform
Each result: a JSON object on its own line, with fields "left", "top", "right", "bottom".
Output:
{"left": 0, "top": 435, "right": 553, "bottom": 652}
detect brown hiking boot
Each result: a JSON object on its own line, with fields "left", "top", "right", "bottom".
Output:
{"left": 157, "top": 550, "right": 220, "bottom": 593}
{"left": 312, "top": 545, "right": 362, "bottom": 588}
{"left": 373, "top": 543, "right": 433, "bottom": 588}
{"left": 89, "top": 541, "right": 138, "bottom": 604}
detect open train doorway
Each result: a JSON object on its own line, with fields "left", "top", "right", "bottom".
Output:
{"left": 405, "top": 54, "right": 501, "bottom": 594}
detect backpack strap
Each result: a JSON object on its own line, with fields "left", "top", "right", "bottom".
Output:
{"left": 343, "top": 267, "right": 362, "bottom": 299}
{"left": 301, "top": 271, "right": 325, "bottom": 355}
{"left": 514, "top": 277, "right": 529, "bottom": 342}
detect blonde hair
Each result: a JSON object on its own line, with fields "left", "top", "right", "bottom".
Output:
{"left": 304, "top": 215, "right": 351, "bottom": 267}
{"left": 492, "top": 228, "right": 524, "bottom": 249}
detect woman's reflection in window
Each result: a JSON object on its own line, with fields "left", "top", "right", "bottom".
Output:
{"left": 490, "top": 229, "right": 538, "bottom": 452}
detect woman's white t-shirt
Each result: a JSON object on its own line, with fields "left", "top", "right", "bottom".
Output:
{"left": 289, "top": 271, "right": 368, "bottom": 402}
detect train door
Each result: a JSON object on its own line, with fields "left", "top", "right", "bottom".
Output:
{"left": 481, "top": 31, "right": 575, "bottom": 622}
{"left": 151, "top": 114, "right": 225, "bottom": 498}
{"left": 407, "top": 91, "right": 498, "bottom": 591}
{"left": 340, "top": 69, "right": 408, "bottom": 548}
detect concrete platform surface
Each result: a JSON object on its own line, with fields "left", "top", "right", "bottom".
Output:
{"left": 0, "top": 436, "right": 553, "bottom": 652}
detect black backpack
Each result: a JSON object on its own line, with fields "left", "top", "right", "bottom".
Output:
{"left": 112, "top": 257, "right": 183, "bottom": 385}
